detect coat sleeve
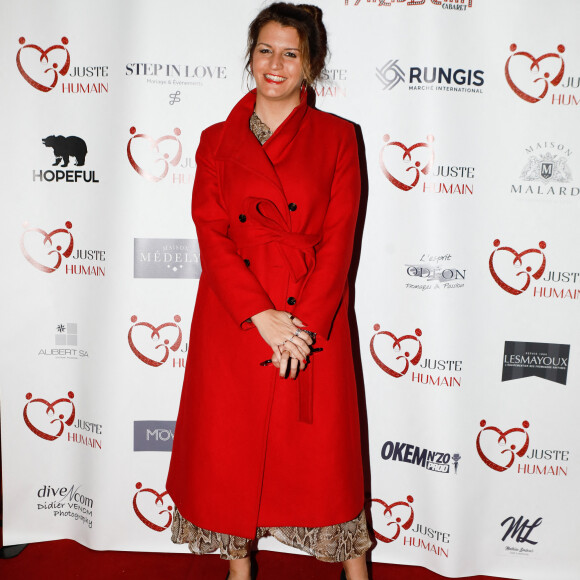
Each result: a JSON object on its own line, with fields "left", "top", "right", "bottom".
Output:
{"left": 192, "top": 128, "right": 276, "bottom": 328}
{"left": 294, "top": 123, "right": 361, "bottom": 339}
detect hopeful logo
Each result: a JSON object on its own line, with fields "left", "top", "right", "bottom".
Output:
{"left": 128, "top": 315, "right": 182, "bottom": 367}
{"left": 476, "top": 419, "right": 530, "bottom": 472}
{"left": 380, "top": 134, "right": 434, "bottom": 191}
{"left": 127, "top": 127, "right": 182, "bottom": 182}
{"left": 20, "top": 221, "right": 74, "bottom": 273}
{"left": 16, "top": 36, "right": 70, "bottom": 92}
{"left": 132, "top": 482, "right": 173, "bottom": 532}
{"left": 370, "top": 324, "right": 422, "bottom": 378}
{"left": 370, "top": 496, "right": 415, "bottom": 544}
{"left": 505, "top": 44, "right": 565, "bottom": 103}
{"left": 376, "top": 59, "right": 405, "bottom": 90}
{"left": 23, "top": 391, "right": 75, "bottom": 441}
{"left": 489, "top": 239, "right": 546, "bottom": 295}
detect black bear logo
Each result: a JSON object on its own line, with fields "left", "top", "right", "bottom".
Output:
{"left": 42, "top": 135, "right": 88, "bottom": 167}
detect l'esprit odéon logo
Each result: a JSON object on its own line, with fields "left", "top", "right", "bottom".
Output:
{"left": 379, "top": 134, "right": 475, "bottom": 196}
{"left": 347, "top": 0, "right": 472, "bottom": 12}
{"left": 23, "top": 391, "right": 102, "bottom": 450}
{"left": 16, "top": 36, "right": 109, "bottom": 94}
{"left": 127, "top": 126, "right": 194, "bottom": 184}
{"left": 404, "top": 251, "right": 466, "bottom": 291}
{"left": 133, "top": 482, "right": 173, "bottom": 532}
{"left": 370, "top": 324, "right": 462, "bottom": 388}
{"left": 20, "top": 221, "right": 106, "bottom": 276}
{"left": 381, "top": 440, "right": 461, "bottom": 475}
{"left": 511, "top": 141, "right": 578, "bottom": 199}
{"left": 128, "top": 315, "right": 187, "bottom": 368}
{"left": 376, "top": 58, "right": 483, "bottom": 94}
{"left": 489, "top": 239, "right": 580, "bottom": 300}
{"left": 504, "top": 43, "right": 578, "bottom": 106}
{"left": 38, "top": 322, "right": 89, "bottom": 360}
{"left": 476, "top": 419, "right": 568, "bottom": 477}
{"left": 33, "top": 134, "right": 99, "bottom": 183}
{"left": 36, "top": 483, "right": 94, "bottom": 529}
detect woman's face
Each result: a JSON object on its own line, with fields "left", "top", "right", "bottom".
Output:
{"left": 252, "top": 21, "right": 304, "bottom": 106}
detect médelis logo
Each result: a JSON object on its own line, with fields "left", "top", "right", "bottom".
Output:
{"left": 127, "top": 126, "right": 194, "bottom": 184}
{"left": 133, "top": 482, "right": 173, "bottom": 532}
{"left": 16, "top": 36, "right": 70, "bottom": 92}
{"left": 128, "top": 315, "right": 186, "bottom": 368}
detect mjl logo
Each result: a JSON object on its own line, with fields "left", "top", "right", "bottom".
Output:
{"left": 133, "top": 482, "right": 173, "bottom": 532}
{"left": 128, "top": 315, "right": 184, "bottom": 367}
{"left": 501, "top": 515, "right": 542, "bottom": 555}
{"left": 16, "top": 36, "right": 70, "bottom": 92}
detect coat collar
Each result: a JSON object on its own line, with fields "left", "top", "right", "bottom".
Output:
{"left": 215, "top": 89, "right": 309, "bottom": 192}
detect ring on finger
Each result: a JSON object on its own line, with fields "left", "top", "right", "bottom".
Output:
{"left": 294, "top": 329, "right": 301, "bottom": 337}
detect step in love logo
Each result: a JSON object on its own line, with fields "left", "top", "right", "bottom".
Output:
{"left": 370, "top": 496, "right": 415, "bottom": 544}
{"left": 505, "top": 44, "right": 565, "bottom": 103}
{"left": 489, "top": 239, "right": 546, "bottom": 295}
{"left": 379, "top": 134, "right": 434, "bottom": 191}
{"left": 128, "top": 315, "right": 182, "bottom": 367}
{"left": 370, "top": 324, "right": 422, "bottom": 378}
{"left": 20, "top": 221, "right": 74, "bottom": 273}
{"left": 476, "top": 419, "right": 530, "bottom": 472}
{"left": 23, "top": 391, "right": 75, "bottom": 441}
{"left": 133, "top": 482, "right": 173, "bottom": 532}
{"left": 127, "top": 127, "right": 182, "bottom": 182}
{"left": 16, "top": 36, "right": 70, "bottom": 92}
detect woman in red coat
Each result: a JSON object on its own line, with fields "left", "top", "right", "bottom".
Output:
{"left": 166, "top": 4, "right": 371, "bottom": 579}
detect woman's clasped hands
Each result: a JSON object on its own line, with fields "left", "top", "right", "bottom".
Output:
{"left": 251, "top": 309, "right": 314, "bottom": 379}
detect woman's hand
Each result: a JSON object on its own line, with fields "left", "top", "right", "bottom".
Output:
{"left": 251, "top": 309, "right": 313, "bottom": 378}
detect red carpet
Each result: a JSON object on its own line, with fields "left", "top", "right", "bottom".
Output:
{"left": 0, "top": 539, "right": 512, "bottom": 580}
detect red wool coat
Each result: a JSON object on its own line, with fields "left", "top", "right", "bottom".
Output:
{"left": 166, "top": 90, "right": 365, "bottom": 539}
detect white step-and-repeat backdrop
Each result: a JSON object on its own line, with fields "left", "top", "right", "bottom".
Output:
{"left": 1, "top": 1, "right": 578, "bottom": 578}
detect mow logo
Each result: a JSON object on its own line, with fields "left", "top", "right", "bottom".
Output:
{"left": 23, "top": 391, "right": 75, "bottom": 441}
{"left": 489, "top": 239, "right": 547, "bottom": 295}
{"left": 380, "top": 135, "right": 434, "bottom": 191}
{"left": 16, "top": 36, "right": 70, "bottom": 92}
{"left": 370, "top": 496, "right": 415, "bottom": 544}
{"left": 128, "top": 315, "right": 183, "bottom": 367}
{"left": 133, "top": 482, "right": 173, "bottom": 532}
{"left": 20, "top": 221, "right": 74, "bottom": 273}
{"left": 370, "top": 325, "right": 422, "bottom": 378}
{"left": 127, "top": 127, "right": 182, "bottom": 182}
{"left": 476, "top": 419, "right": 530, "bottom": 472}
{"left": 505, "top": 44, "right": 565, "bottom": 103}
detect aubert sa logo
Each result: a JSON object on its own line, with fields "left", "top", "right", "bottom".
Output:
{"left": 127, "top": 127, "right": 183, "bottom": 182}
{"left": 370, "top": 496, "right": 415, "bottom": 544}
{"left": 16, "top": 36, "right": 70, "bottom": 92}
{"left": 133, "top": 482, "right": 173, "bottom": 532}
{"left": 380, "top": 134, "right": 434, "bottom": 191}
{"left": 476, "top": 419, "right": 530, "bottom": 472}
{"left": 505, "top": 43, "right": 565, "bottom": 103}
{"left": 128, "top": 315, "right": 183, "bottom": 367}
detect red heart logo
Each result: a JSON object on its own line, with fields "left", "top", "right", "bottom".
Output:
{"left": 370, "top": 324, "right": 422, "bottom": 378}
{"left": 23, "top": 391, "right": 75, "bottom": 441}
{"left": 20, "top": 221, "right": 74, "bottom": 273}
{"left": 505, "top": 44, "right": 565, "bottom": 103}
{"left": 128, "top": 315, "right": 182, "bottom": 367}
{"left": 16, "top": 37, "right": 70, "bottom": 92}
{"left": 379, "top": 134, "right": 434, "bottom": 191}
{"left": 133, "top": 483, "right": 173, "bottom": 532}
{"left": 489, "top": 239, "right": 546, "bottom": 295}
{"left": 370, "top": 496, "right": 415, "bottom": 544}
{"left": 127, "top": 127, "right": 182, "bottom": 182}
{"left": 476, "top": 420, "right": 530, "bottom": 472}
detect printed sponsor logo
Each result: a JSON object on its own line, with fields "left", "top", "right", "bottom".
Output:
{"left": 346, "top": 0, "right": 472, "bottom": 12}
{"left": 128, "top": 315, "right": 187, "bottom": 368}
{"left": 476, "top": 419, "right": 569, "bottom": 477}
{"left": 33, "top": 134, "right": 99, "bottom": 183}
{"left": 134, "top": 421, "right": 175, "bottom": 452}
{"left": 23, "top": 391, "right": 102, "bottom": 449}
{"left": 405, "top": 251, "right": 466, "bottom": 291}
{"left": 133, "top": 482, "right": 173, "bottom": 532}
{"left": 315, "top": 67, "right": 348, "bottom": 98}
{"left": 134, "top": 238, "right": 201, "bottom": 279}
{"left": 38, "top": 323, "right": 89, "bottom": 360}
{"left": 501, "top": 515, "right": 542, "bottom": 557}
{"left": 502, "top": 341, "right": 570, "bottom": 385}
{"left": 370, "top": 496, "right": 415, "bottom": 544}
{"left": 381, "top": 440, "right": 461, "bottom": 474}
{"left": 36, "top": 483, "right": 94, "bottom": 528}
{"left": 20, "top": 220, "right": 106, "bottom": 276}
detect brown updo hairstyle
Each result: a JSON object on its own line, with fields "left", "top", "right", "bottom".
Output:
{"left": 246, "top": 3, "right": 328, "bottom": 86}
